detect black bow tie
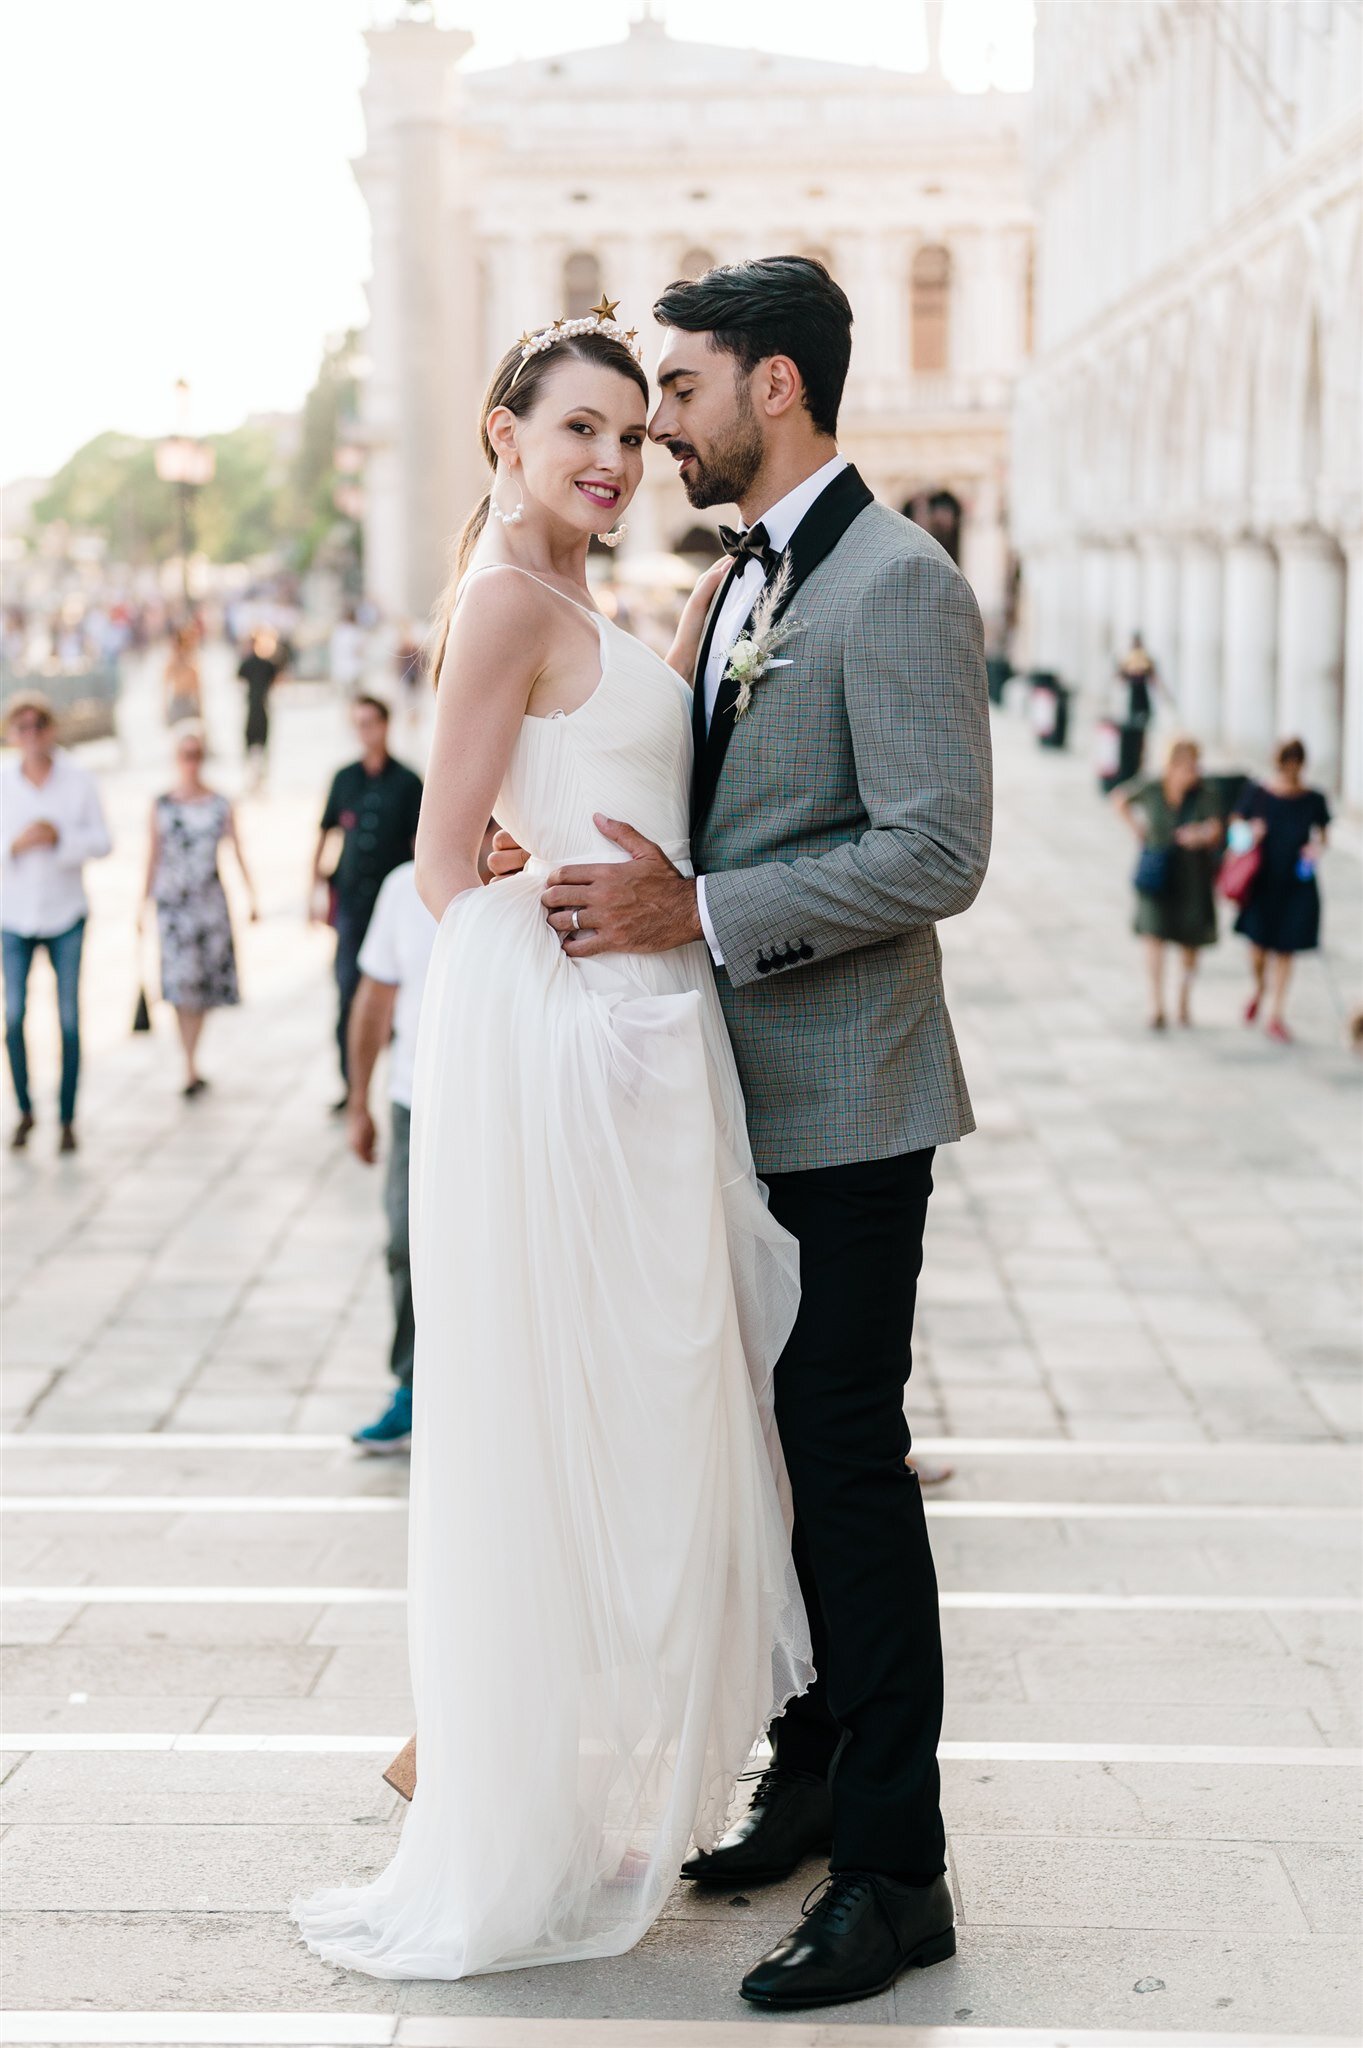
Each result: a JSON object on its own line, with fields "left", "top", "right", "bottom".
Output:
{"left": 718, "top": 521, "right": 779, "bottom": 577}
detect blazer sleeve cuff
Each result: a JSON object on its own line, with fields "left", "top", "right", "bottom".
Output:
{"left": 701, "top": 864, "right": 818, "bottom": 990}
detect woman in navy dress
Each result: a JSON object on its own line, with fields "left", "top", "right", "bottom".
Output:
{"left": 1231, "top": 738, "right": 1330, "bottom": 1044}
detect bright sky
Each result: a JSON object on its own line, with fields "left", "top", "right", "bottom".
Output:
{"left": 0, "top": 0, "right": 1032, "bottom": 488}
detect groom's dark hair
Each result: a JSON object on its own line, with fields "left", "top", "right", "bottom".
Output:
{"left": 653, "top": 256, "right": 853, "bottom": 439}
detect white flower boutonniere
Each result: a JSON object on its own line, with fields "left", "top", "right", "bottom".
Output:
{"left": 724, "top": 553, "right": 802, "bottom": 719}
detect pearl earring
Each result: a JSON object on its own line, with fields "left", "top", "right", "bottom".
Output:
{"left": 490, "top": 477, "right": 524, "bottom": 527}
{"left": 600, "top": 521, "right": 628, "bottom": 548}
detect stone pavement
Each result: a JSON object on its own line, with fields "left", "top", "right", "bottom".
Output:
{"left": 1, "top": 643, "right": 1360, "bottom": 2046}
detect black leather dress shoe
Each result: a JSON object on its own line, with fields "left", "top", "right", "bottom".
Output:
{"left": 680, "top": 1766, "right": 832, "bottom": 1886}
{"left": 740, "top": 1869, "right": 955, "bottom": 2008}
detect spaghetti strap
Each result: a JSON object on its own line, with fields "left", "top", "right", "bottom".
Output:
{"left": 458, "top": 561, "right": 606, "bottom": 627}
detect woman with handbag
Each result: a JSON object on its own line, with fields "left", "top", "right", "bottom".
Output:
{"left": 1112, "top": 735, "right": 1222, "bottom": 1030}
{"left": 1229, "top": 738, "right": 1330, "bottom": 1044}
{"left": 139, "top": 721, "right": 257, "bottom": 1096}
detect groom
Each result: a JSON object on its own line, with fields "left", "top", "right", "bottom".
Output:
{"left": 532, "top": 256, "right": 991, "bottom": 2008}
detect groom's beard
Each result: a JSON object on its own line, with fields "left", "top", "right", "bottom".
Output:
{"left": 670, "top": 393, "right": 764, "bottom": 510}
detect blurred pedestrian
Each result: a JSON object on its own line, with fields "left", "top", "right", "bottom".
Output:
{"left": 329, "top": 607, "right": 366, "bottom": 694}
{"left": 344, "top": 859, "right": 437, "bottom": 1452}
{"left": 1113, "top": 735, "right": 1222, "bottom": 1030}
{"left": 311, "top": 696, "right": 423, "bottom": 1112}
{"left": 140, "top": 722, "right": 257, "bottom": 1097}
{"left": 1, "top": 691, "right": 112, "bottom": 1152}
{"left": 1230, "top": 738, "right": 1330, "bottom": 1045}
{"left": 237, "top": 627, "right": 286, "bottom": 794}
{"left": 1116, "top": 631, "right": 1159, "bottom": 729}
{"left": 163, "top": 626, "right": 202, "bottom": 727}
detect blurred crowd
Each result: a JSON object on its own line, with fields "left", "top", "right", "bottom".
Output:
{"left": 1, "top": 597, "right": 167, "bottom": 675}
{"left": 1, "top": 587, "right": 1357, "bottom": 1460}
{"left": 1097, "top": 634, "right": 1345, "bottom": 1048}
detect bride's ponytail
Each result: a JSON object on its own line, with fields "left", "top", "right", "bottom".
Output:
{"left": 426, "top": 327, "right": 648, "bottom": 688}
{"left": 426, "top": 492, "right": 490, "bottom": 688}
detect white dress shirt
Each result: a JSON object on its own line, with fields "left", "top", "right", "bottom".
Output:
{"left": 695, "top": 452, "right": 848, "bottom": 964}
{"left": 1, "top": 749, "right": 113, "bottom": 938}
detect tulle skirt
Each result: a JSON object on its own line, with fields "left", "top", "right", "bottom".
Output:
{"left": 290, "top": 865, "right": 811, "bottom": 1979}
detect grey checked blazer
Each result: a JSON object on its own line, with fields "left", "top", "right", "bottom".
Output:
{"left": 692, "top": 465, "right": 992, "bottom": 1175}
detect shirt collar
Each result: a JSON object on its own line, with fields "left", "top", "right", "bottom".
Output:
{"left": 17, "top": 748, "right": 66, "bottom": 788}
{"left": 746, "top": 453, "right": 848, "bottom": 553}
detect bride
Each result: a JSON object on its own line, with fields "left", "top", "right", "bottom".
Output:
{"left": 290, "top": 304, "right": 812, "bottom": 1980}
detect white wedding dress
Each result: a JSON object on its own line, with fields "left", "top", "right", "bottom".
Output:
{"left": 291, "top": 567, "right": 812, "bottom": 1980}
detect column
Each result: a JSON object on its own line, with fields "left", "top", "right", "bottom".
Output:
{"left": 1343, "top": 532, "right": 1363, "bottom": 809}
{"left": 1138, "top": 540, "right": 1179, "bottom": 704}
{"left": 1176, "top": 538, "right": 1223, "bottom": 739}
{"left": 360, "top": 20, "right": 476, "bottom": 624}
{"left": 1078, "top": 543, "right": 1111, "bottom": 699}
{"left": 1221, "top": 537, "right": 1279, "bottom": 764}
{"left": 1276, "top": 530, "right": 1348, "bottom": 788}
{"left": 1020, "top": 548, "right": 1060, "bottom": 673}
{"left": 959, "top": 468, "right": 1008, "bottom": 650}
{"left": 1108, "top": 543, "right": 1141, "bottom": 654}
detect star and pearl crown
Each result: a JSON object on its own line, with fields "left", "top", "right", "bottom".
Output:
{"left": 510, "top": 296, "right": 642, "bottom": 383}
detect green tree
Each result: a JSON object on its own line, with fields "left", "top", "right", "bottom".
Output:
{"left": 282, "top": 329, "right": 364, "bottom": 573}
{"left": 28, "top": 333, "right": 364, "bottom": 574}
{"left": 34, "top": 433, "right": 177, "bottom": 563}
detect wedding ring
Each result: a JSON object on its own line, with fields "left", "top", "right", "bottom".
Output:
{"left": 570, "top": 908, "right": 581, "bottom": 932}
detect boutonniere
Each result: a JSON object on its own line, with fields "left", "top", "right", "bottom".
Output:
{"left": 724, "top": 554, "right": 803, "bottom": 719}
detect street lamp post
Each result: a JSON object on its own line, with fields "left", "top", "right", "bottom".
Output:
{"left": 154, "top": 379, "right": 215, "bottom": 619}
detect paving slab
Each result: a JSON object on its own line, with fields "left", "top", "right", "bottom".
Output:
{"left": 0, "top": 1821, "right": 400, "bottom": 1912}
{"left": 0, "top": 1752, "right": 401, "bottom": 1826}
{"left": 0, "top": 1910, "right": 404, "bottom": 2015}
{"left": 0, "top": 1647, "right": 335, "bottom": 1697}
{"left": 887, "top": 1925, "right": 1363, "bottom": 2034}
{"left": 0, "top": 1696, "right": 217, "bottom": 1734}
{"left": 948, "top": 1835, "right": 1310, "bottom": 1935}
{"left": 1272, "top": 1840, "right": 1363, "bottom": 1937}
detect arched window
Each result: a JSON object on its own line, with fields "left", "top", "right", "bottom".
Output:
{"left": 563, "top": 250, "right": 602, "bottom": 318}
{"left": 678, "top": 246, "right": 717, "bottom": 281}
{"left": 911, "top": 245, "right": 951, "bottom": 375}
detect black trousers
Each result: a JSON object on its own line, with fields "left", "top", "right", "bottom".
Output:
{"left": 333, "top": 895, "right": 374, "bottom": 1087}
{"left": 763, "top": 1146, "right": 945, "bottom": 1884}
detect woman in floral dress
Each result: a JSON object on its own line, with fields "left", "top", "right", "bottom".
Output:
{"left": 141, "top": 722, "right": 258, "bottom": 1095}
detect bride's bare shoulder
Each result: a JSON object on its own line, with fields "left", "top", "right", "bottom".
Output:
{"left": 444, "top": 564, "right": 557, "bottom": 678}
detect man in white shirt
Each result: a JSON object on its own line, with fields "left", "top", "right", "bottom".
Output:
{"left": 2, "top": 692, "right": 113, "bottom": 1153}
{"left": 343, "top": 859, "right": 436, "bottom": 1452}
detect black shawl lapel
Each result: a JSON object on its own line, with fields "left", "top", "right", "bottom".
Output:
{"left": 691, "top": 462, "right": 875, "bottom": 834}
{"left": 690, "top": 560, "right": 743, "bottom": 817}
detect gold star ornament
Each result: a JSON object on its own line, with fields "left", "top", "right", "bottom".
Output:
{"left": 590, "top": 294, "right": 621, "bottom": 322}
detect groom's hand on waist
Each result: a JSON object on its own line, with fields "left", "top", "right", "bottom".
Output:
{"left": 543, "top": 815, "right": 702, "bottom": 957}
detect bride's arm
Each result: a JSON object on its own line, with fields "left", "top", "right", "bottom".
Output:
{"left": 664, "top": 557, "right": 730, "bottom": 682}
{"left": 414, "top": 575, "right": 549, "bottom": 920}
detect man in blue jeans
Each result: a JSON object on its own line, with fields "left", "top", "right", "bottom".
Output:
{"left": 1, "top": 692, "right": 112, "bottom": 1154}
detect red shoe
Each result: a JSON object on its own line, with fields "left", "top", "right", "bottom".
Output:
{"left": 1265, "top": 1018, "right": 1293, "bottom": 1044}
{"left": 1244, "top": 995, "right": 1261, "bottom": 1025}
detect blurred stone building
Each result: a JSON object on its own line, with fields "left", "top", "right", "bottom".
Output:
{"left": 1013, "top": 0, "right": 1363, "bottom": 798}
{"left": 352, "top": 6, "right": 1031, "bottom": 645}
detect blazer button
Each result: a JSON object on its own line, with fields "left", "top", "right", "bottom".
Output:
{"left": 757, "top": 957, "right": 771, "bottom": 975}
{"left": 798, "top": 943, "right": 814, "bottom": 960}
